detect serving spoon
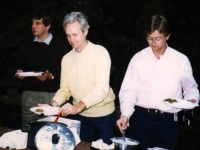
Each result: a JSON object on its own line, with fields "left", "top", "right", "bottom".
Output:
{"left": 122, "top": 130, "right": 126, "bottom": 142}
{"left": 54, "top": 111, "right": 62, "bottom": 122}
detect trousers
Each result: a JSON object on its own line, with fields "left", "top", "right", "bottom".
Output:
{"left": 129, "top": 106, "right": 179, "bottom": 150}
{"left": 21, "top": 91, "right": 55, "bottom": 130}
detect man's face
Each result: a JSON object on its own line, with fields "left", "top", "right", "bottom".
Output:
{"left": 146, "top": 30, "right": 169, "bottom": 52}
{"left": 32, "top": 18, "right": 49, "bottom": 36}
{"left": 65, "top": 21, "right": 88, "bottom": 52}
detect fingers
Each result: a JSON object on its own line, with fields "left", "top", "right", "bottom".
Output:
{"left": 188, "top": 99, "right": 196, "bottom": 103}
{"left": 116, "top": 116, "right": 129, "bottom": 132}
{"left": 37, "top": 70, "right": 52, "bottom": 81}
{"left": 58, "top": 108, "right": 62, "bottom": 113}
{"left": 36, "top": 75, "right": 46, "bottom": 81}
{"left": 61, "top": 103, "right": 73, "bottom": 116}
{"left": 38, "top": 103, "right": 43, "bottom": 107}
{"left": 15, "top": 70, "right": 25, "bottom": 79}
{"left": 45, "top": 70, "right": 49, "bottom": 73}
{"left": 38, "top": 103, "right": 51, "bottom": 107}
{"left": 16, "top": 69, "right": 23, "bottom": 73}
{"left": 116, "top": 121, "right": 126, "bottom": 132}
{"left": 36, "top": 72, "right": 49, "bottom": 81}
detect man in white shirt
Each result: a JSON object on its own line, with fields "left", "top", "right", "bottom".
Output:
{"left": 116, "top": 14, "right": 199, "bottom": 150}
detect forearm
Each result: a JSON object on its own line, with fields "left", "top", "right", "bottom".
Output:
{"left": 60, "top": 100, "right": 87, "bottom": 116}
{"left": 74, "top": 101, "right": 86, "bottom": 113}
{"left": 49, "top": 100, "right": 59, "bottom": 107}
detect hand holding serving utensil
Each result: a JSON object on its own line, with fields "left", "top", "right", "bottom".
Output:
{"left": 54, "top": 111, "right": 62, "bottom": 122}
{"left": 187, "top": 99, "right": 197, "bottom": 103}
{"left": 122, "top": 130, "right": 126, "bottom": 142}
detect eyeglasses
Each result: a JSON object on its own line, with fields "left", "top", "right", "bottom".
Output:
{"left": 146, "top": 37, "right": 164, "bottom": 43}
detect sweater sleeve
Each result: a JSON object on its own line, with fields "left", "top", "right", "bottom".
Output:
{"left": 52, "top": 55, "right": 72, "bottom": 106}
{"left": 81, "top": 47, "right": 112, "bottom": 108}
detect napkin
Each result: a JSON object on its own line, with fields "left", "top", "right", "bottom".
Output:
{"left": 91, "top": 139, "right": 114, "bottom": 150}
{"left": 0, "top": 129, "right": 28, "bottom": 149}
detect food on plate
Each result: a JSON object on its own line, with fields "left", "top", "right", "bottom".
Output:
{"left": 164, "top": 98, "right": 199, "bottom": 109}
{"left": 164, "top": 98, "right": 178, "bottom": 103}
{"left": 30, "top": 106, "right": 60, "bottom": 116}
{"left": 187, "top": 99, "right": 196, "bottom": 103}
{"left": 36, "top": 109, "right": 44, "bottom": 113}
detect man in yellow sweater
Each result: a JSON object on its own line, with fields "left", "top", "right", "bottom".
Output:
{"left": 48, "top": 11, "right": 116, "bottom": 144}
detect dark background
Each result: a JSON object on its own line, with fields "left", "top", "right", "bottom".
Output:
{"left": 1, "top": 1, "right": 200, "bottom": 149}
{"left": 1, "top": 0, "right": 200, "bottom": 91}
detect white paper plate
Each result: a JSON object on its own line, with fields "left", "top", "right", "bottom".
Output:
{"left": 16, "top": 71, "right": 43, "bottom": 77}
{"left": 148, "top": 147, "right": 169, "bottom": 150}
{"left": 164, "top": 98, "right": 198, "bottom": 109}
{"left": 30, "top": 106, "right": 60, "bottom": 116}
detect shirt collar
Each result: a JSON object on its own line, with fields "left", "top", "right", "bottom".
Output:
{"left": 33, "top": 33, "right": 53, "bottom": 45}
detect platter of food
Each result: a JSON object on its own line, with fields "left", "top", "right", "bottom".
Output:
{"left": 163, "top": 98, "right": 199, "bottom": 109}
{"left": 30, "top": 106, "right": 60, "bottom": 116}
{"left": 16, "top": 71, "right": 44, "bottom": 77}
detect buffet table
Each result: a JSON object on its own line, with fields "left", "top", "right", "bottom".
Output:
{"left": 0, "top": 126, "right": 91, "bottom": 150}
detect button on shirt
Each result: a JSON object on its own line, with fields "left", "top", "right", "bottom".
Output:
{"left": 119, "top": 46, "right": 199, "bottom": 119}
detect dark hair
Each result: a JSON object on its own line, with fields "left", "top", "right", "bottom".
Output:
{"left": 32, "top": 11, "right": 52, "bottom": 27}
{"left": 145, "top": 14, "right": 171, "bottom": 37}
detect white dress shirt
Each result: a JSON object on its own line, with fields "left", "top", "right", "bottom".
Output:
{"left": 119, "top": 46, "right": 199, "bottom": 119}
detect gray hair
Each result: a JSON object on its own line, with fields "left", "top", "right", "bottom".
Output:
{"left": 63, "top": 11, "right": 90, "bottom": 32}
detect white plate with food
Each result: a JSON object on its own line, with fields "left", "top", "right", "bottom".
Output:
{"left": 30, "top": 106, "right": 60, "bottom": 116}
{"left": 164, "top": 98, "right": 199, "bottom": 109}
{"left": 16, "top": 71, "right": 43, "bottom": 77}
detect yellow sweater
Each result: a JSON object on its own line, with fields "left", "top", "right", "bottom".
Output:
{"left": 53, "top": 41, "right": 115, "bottom": 117}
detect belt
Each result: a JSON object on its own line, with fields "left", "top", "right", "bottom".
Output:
{"left": 135, "top": 106, "right": 168, "bottom": 114}
{"left": 134, "top": 106, "right": 178, "bottom": 121}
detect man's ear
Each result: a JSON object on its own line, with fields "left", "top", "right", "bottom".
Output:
{"left": 47, "top": 24, "right": 51, "bottom": 30}
{"left": 166, "top": 34, "right": 170, "bottom": 40}
{"left": 84, "top": 29, "right": 88, "bottom": 36}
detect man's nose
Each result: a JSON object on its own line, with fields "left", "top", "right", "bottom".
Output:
{"left": 151, "top": 39, "right": 157, "bottom": 46}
